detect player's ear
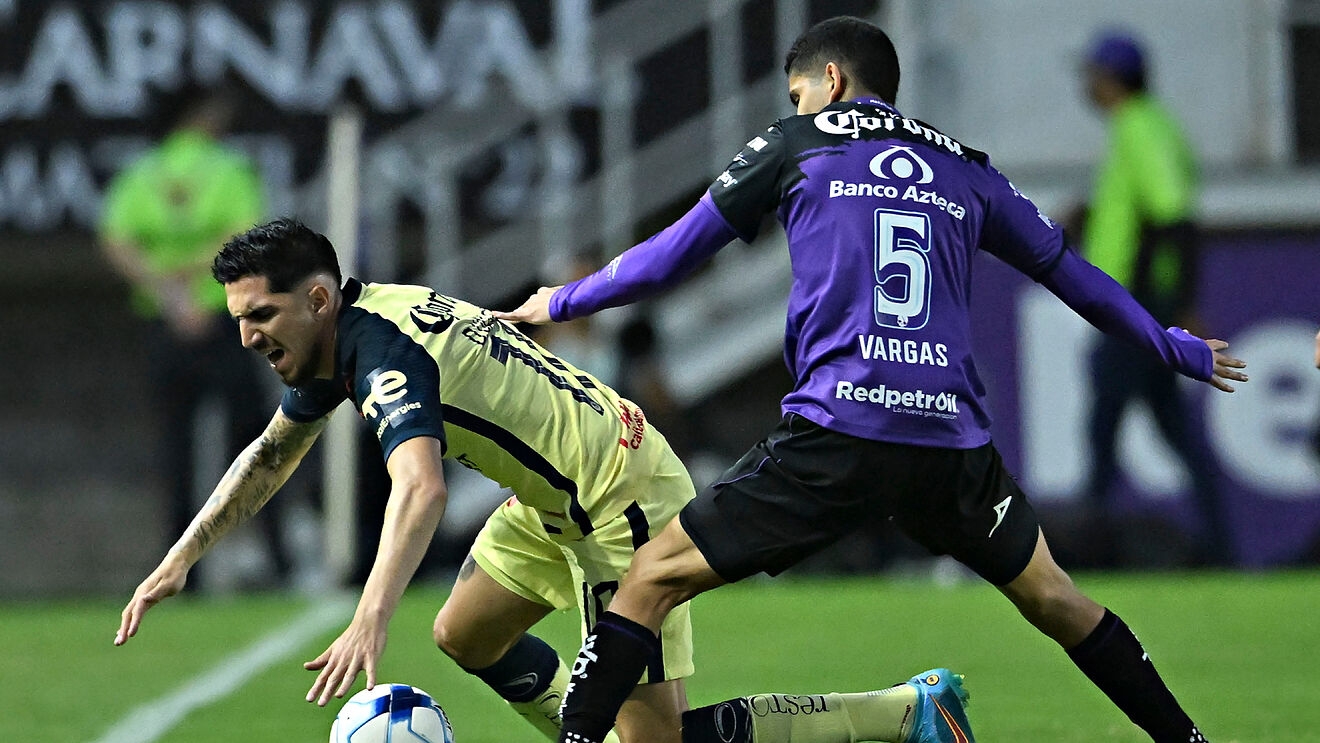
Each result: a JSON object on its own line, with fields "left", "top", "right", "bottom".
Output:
{"left": 307, "top": 278, "right": 333, "bottom": 315}
{"left": 825, "top": 61, "right": 846, "bottom": 102}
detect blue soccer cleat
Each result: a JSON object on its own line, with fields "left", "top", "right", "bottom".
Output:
{"left": 901, "top": 668, "right": 975, "bottom": 743}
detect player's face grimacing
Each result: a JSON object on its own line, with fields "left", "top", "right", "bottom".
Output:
{"left": 224, "top": 274, "right": 334, "bottom": 386}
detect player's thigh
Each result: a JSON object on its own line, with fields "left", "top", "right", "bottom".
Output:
{"left": 435, "top": 499, "right": 570, "bottom": 665}
{"left": 567, "top": 505, "right": 697, "bottom": 683}
{"left": 888, "top": 443, "right": 1040, "bottom": 586}
{"left": 433, "top": 555, "right": 553, "bottom": 666}
{"left": 615, "top": 678, "right": 687, "bottom": 743}
{"left": 677, "top": 414, "right": 876, "bottom": 582}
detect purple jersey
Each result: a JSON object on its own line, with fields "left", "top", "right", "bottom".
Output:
{"left": 552, "top": 98, "right": 1212, "bottom": 449}
{"left": 707, "top": 98, "right": 1068, "bottom": 447}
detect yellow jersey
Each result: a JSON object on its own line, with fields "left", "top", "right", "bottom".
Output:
{"left": 281, "top": 279, "right": 682, "bottom": 540}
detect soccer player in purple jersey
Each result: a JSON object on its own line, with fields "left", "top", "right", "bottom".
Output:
{"left": 500, "top": 16, "right": 1245, "bottom": 743}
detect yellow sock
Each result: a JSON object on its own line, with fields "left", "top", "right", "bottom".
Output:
{"left": 745, "top": 686, "right": 918, "bottom": 743}
{"left": 507, "top": 656, "right": 621, "bottom": 743}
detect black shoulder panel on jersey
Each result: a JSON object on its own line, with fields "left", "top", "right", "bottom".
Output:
{"left": 707, "top": 122, "right": 790, "bottom": 241}
{"left": 783, "top": 101, "right": 988, "bottom": 165}
{"left": 281, "top": 378, "right": 348, "bottom": 422}
{"left": 337, "top": 305, "right": 446, "bottom": 462}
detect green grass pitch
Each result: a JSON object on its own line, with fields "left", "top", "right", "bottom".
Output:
{"left": 5, "top": 570, "right": 1318, "bottom": 742}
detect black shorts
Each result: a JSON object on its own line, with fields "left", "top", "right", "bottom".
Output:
{"left": 679, "top": 413, "right": 1039, "bottom": 586}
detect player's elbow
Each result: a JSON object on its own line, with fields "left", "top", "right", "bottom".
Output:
{"left": 401, "top": 479, "right": 448, "bottom": 517}
{"left": 386, "top": 475, "right": 448, "bottom": 537}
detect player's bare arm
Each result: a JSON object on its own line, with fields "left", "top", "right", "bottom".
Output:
{"left": 1205, "top": 338, "right": 1248, "bottom": 393}
{"left": 305, "top": 435, "right": 448, "bottom": 706}
{"left": 113, "top": 408, "right": 328, "bottom": 646}
{"left": 492, "top": 284, "right": 561, "bottom": 325}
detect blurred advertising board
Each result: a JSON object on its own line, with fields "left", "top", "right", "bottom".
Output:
{"left": 972, "top": 232, "right": 1320, "bottom": 567}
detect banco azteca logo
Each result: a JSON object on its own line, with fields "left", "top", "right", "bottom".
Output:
{"left": 869, "top": 145, "right": 933, "bottom": 184}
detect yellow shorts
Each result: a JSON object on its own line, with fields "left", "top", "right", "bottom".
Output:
{"left": 471, "top": 482, "right": 696, "bottom": 682}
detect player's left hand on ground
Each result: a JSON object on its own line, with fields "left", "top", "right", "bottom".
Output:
{"left": 114, "top": 554, "right": 189, "bottom": 646}
{"left": 1205, "top": 338, "right": 1247, "bottom": 393}
{"left": 492, "top": 285, "right": 561, "bottom": 325}
{"left": 304, "top": 618, "right": 388, "bottom": 706}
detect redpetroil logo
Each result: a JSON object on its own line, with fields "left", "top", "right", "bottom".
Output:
{"left": 835, "top": 380, "right": 959, "bottom": 416}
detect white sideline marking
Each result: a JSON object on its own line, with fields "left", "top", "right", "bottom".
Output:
{"left": 90, "top": 595, "right": 356, "bottom": 743}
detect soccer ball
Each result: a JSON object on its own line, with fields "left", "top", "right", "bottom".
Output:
{"left": 329, "top": 684, "right": 455, "bottom": 743}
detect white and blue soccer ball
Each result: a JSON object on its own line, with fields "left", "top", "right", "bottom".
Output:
{"left": 329, "top": 684, "right": 454, "bottom": 743}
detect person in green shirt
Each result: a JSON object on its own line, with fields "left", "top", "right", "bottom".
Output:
{"left": 1079, "top": 31, "right": 1230, "bottom": 567}
{"left": 99, "top": 88, "right": 290, "bottom": 587}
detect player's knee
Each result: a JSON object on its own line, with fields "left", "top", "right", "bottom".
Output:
{"left": 1005, "top": 560, "right": 1082, "bottom": 620}
{"left": 432, "top": 613, "right": 475, "bottom": 664}
{"left": 1010, "top": 570, "right": 1097, "bottom": 636}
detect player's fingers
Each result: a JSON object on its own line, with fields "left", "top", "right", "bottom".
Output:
{"left": 304, "top": 647, "right": 331, "bottom": 671}
{"left": 122, "top": 598, "right": 151, "bottom": 640}
{"left": 1214, "top": 359, "right": 1248, "bottom": 380}
{"left": 115, "top": 601, "right": 136, "bottom": 645}
{"left": 306, "top": 652, "right": 335, "bottom": 702}
{"left": 1209, "top": 376, "right": 1235, "bottom": 393}
{"left": 1205, "top": 338, "right": 1229, "bottom": 351}
{"left": 317, "top": 655, "right": 350, "bottom": 706}
{"left": 308, "top": 666, "right": 332, "bottom": 704}
{"left": 364, "top": 656, "right": 377, "bottom": 690}
{"left": 333, "top": 657, "right": 362, "bottom": 700}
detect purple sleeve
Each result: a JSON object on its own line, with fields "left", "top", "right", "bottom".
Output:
{"left": 550, "top": 193, "right": 739, "bottom": 321}
{"left": 1038, "top": 248, "right": 1213, "bottom": 381}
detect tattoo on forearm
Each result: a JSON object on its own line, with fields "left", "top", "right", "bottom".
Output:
{"left": 189, "top": 416, "right": 326, "bottom": 553}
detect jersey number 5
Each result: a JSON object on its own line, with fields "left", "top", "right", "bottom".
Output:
{"left": 873, "top": 209, "right": 932, "bottom": 331}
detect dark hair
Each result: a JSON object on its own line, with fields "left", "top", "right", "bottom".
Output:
{"left": 784, "top": 16, "right": 900, "bottom": 104}
{"left": 213, "top": 217, "right": 342, "bottom": 292}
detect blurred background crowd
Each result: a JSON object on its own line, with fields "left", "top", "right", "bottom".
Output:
{"left": 2, "top": 0, "right": 1318, "bottom": 598}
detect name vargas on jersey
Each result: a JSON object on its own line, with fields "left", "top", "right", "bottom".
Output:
{"left": 858, "top": 334, "right": 949, "bottom": 367}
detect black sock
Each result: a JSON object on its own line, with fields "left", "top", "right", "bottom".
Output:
{"left": 461, "top": 633, "right": 559, "bottom": 703}
{"left": 558, "top": 611, "right": 659, "bottom": 743}
{"left": 1067, "top": 609, "right": 1208, "bottom": 743}
{"left": 682, "top": 699, "right": 752, "bottom": 743}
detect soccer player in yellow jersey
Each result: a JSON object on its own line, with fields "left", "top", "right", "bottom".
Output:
{"left": 113, "top": 218, "right": 693, "bottom": 742}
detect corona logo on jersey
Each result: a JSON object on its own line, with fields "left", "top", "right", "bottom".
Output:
{"left": 814, "top": 108, "right": 967, "bottom": 158}
{"left": 813, "top": 108, "right": 896, "bottom": 139}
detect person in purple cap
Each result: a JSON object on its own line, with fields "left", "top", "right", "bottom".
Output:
{"left": 501, "top": 16, "right": 1243, "bottom": 743}
{"left": 1078, "top": 30, "right": 1231, "bottom": 567}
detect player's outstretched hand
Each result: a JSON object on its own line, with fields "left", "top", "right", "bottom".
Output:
{"left": 114, "top": 554, "right": 189, "bottom": 646}
{"left": 492, "top": 285, "right": 561, "bottom": 326}
{"left": 304, "top": 617, "right": 387, "bottom": 706}
{"left": 1206, "top": 338, "right": 1247, "bottom": 393}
